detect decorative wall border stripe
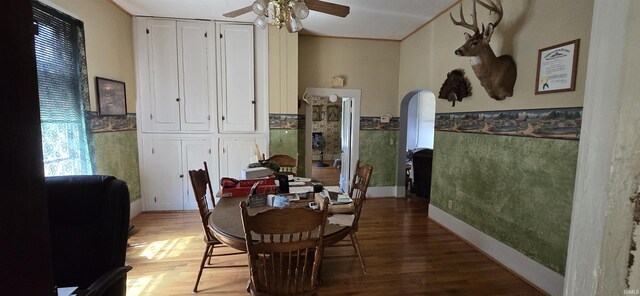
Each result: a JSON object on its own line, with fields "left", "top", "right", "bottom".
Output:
{"left": 435, "top": 107, "right": 582, "bottom": 140}
{"left": 269, "top": 114, "right": 304, "bottom": 129}
{"left": 90, "top": 112, "right": 137, "bottom": 133}
{"left": 269, "top": 115, "right": 402, "bottom": 131}
{"left": 360, "top": 116, "right": 399, "bottom": 131}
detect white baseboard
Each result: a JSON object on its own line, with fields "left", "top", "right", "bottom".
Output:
{"left": 366, "top": 186, "right": 399, "bottom": 197}
{"left": 428, "top": 204, "right": 564, "bottom": 296}
{"left": 130, "top": 198, "right": 142, "bottom": 220}
{"left": 394, "top": 186, "right": 405, "bottom": 197}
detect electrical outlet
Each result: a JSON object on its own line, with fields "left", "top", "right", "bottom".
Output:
{"left": 381, "top": 116, "right": 391, "bottom": 123}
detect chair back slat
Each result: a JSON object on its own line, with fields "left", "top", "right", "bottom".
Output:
{"left": 349, "top": 160, "right": 373, "bottom": 232}
{"left": 241, "top": 198, "right": 329, "bottom": 295}
{"left": 188, "top": 162, "right": 217, "bottom": 242}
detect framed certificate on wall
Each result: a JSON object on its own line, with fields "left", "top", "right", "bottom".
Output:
{"left": 535, "top": 39, "right": 580, "bottom": 94}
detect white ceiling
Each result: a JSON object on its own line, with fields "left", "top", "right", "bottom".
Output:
{"left": 112, "top": 0, "right": 457, "bottom": 41}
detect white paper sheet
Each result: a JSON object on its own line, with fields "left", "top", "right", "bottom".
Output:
{"left": 289, "top": 186, "right": 314, "bottom": 194}
{"left": 293, "top": 177, "right": 312, "bottom": 182}
{"left": 289, "top": 181, "right": 305, "bottom": 186}
{"left": 324, "top": 186, "right": 342, "bottom": 193}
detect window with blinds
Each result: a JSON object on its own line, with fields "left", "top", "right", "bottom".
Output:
{"left": 33, "top": 2, "right": 94, "bottom": 176}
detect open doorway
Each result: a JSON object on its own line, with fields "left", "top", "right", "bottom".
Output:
{"left": 304, "top": 88, "right": 361, "bottom": 193}
{"left": 396, "top": 90, "right": 436, "bottom": 198}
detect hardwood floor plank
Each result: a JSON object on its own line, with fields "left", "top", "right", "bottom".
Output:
{"left": 126, "top": 198, "right": 545, "bottom": 295}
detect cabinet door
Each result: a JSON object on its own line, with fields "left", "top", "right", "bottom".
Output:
{"left": 182, "top": 138, "right": 215, "bottom": 210}
{"left": 144, "top": 138, "right": 183, "bottom": 211}
{"left": 219, "top": 137, "right": 260, "bottom": 179}
{"left": 177, "top": 21, "right": 211, "bottom": 132}
{"left": 218, "top": 24, "right": 255, "bottom": 133}
{"left": 147, "top": 19, "right": 180, "bottom": 132}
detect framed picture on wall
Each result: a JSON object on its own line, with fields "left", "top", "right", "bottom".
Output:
{"left": 312, "top": 105, "right": 322, "bottom": 121}
{"left": 535, "top": 39, "right": 580, "bottom": 94}
{"left": 326, "top": 106, "right": 339, "bottom": 121}
{"left": 96, "top": 77, "right": 127, "bottom": 116}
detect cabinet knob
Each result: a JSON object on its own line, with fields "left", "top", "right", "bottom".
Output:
{"left": 179, "top": 174, "right": 184, "bottom": 178}
{"left": 176, "top": 98, "right": 180, "bottom": 102}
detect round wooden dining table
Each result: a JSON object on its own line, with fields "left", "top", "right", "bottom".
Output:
{"left": 209, "top": 197, "right": 351, "bottom": 252}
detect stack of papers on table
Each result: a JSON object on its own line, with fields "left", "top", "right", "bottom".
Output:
{"left": 320, "top": 190, "right": 352, "bottom": 205}
{"left": 331, "top": 194, "right": 352, "bottom": 205}
{"left": 289, "top": 186, "right": 314, "bottom": 194}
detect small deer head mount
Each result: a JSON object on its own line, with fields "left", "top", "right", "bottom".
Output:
{"left": 438, "top": 69, "right": 472, "bottom": 107}
{"left": 450, "top": 0, "right": 517, "bottom": 101}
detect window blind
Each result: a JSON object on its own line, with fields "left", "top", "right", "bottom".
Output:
{"left": 33, "top": 2, "right": 94, "bottom": 176}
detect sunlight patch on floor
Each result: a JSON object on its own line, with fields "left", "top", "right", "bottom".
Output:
{"left": 139, "top": 236, "right": 197, "bottom": 260}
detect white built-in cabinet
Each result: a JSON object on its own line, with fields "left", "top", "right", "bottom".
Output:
{"left": 217, "top": 23, "right": 255, "bottom": 133}
{"left": 219, "top": 136, "right": 266, "bottom": 179}
{"left": 141, "top": 19, "right": 212, "bottom": 133}
{"left": 135, "top": 17, "right": 268, "bottom": 211}
{"left": 141, "top": 135, "right": 215, "bottom": 211}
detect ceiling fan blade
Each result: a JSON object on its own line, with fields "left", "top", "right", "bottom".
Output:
{"left": 305, "top": 0, "right": 350, "bottom": 17}
{"left": 223, "top": 5, "right": 253, "bottom": 18}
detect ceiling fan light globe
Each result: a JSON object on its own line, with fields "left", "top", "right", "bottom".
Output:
{"left": 252, "top": 0, "right": 267, "bottom": 15}
{"left": 292, "top": 2, "right": 309, "bottom": 20}
{"left": 286, "top": 13, "right": 303, "bottom": 33}
{"left": 254, "top": 15, "right": 268, "bottom": 29}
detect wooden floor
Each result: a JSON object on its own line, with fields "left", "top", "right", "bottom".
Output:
{"left": 126, "top": 198, "right": 544, "bottom": 295}
{"left": 311, "top": 161, "right": 340, "bottom": 186}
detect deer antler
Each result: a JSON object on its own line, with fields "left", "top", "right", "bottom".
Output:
{"left": 450, "top": 0, "right": 479, "bottom": 33}
{"left": 474, "top": 0, "right": 503, "bottom": 28}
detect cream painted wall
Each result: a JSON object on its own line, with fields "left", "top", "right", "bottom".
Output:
{"left": 399, "top": 0, "right": 594, "bottom": 113}
{"left": 46, "top": 0, "right": 136, "bottom": 113}
{"left": 299, "top": 36, "right": 400, "bottom": 117}
{"left": 268, "top": 27, "right": 298, "bottom": 114}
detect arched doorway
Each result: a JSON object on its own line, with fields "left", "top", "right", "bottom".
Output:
{"left": 396, "top": 89, "right": 436, "bottom": 197}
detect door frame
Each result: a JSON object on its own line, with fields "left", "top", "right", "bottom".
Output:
{"left": 304, "top": 88, "right": 361, "bottom": 190}
{"left": 396, "top": 89, "right": 434, "bottom": 197}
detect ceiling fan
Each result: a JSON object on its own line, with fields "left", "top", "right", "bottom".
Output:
{"left": 223, "top": 0, "right": 350, "bottom": 33}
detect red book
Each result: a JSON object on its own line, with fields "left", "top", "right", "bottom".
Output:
{"left": 220, "top": 185, "right": 277, "bottom": 198}
{"left": 236, "top": 175, "right": 276, "bottom": 187}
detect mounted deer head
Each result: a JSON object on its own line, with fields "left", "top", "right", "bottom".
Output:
{"left": 450, "top": 0, "right": 516, "bottom": 101}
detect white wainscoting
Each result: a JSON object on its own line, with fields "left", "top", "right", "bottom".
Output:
{"left": 366, "top": 186, "right": 399, "bottom": 197}
{"left": 428, "top": 204, "right": 564, "bottom": 296}
{"left": 130, "top": 198, "right": 142, "bottom": 220}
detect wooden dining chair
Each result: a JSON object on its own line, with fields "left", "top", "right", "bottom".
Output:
{"left": 326, "top": 160, "right": 373, "bottom": 274}
{"left": 189, "top": 161, "right": 244, "bottom": 293}
{"left": 240, "top": 197, "right": 329, "bottom": 296}
{"left": 266, "top": 153, "right": 299, "bottom": 175}
{"left": 347, "top": 160, "right": 373, "bottom": 274}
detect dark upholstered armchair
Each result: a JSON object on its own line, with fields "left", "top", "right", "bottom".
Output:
{"left": 412, "top": 149, "right": 434, "bottom": 198}
{"left": 46, "top": 175, "right": 131, "bottom": 296}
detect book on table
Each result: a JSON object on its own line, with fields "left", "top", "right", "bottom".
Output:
{"left": 321, "top": 190, "right": 352, "bottom": 205}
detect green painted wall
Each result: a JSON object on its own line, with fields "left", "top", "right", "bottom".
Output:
{"left": 431, "top": 132, "right": 578, "bottom": 274}
{"left": 269, "top": 129, "right": 305, "bottom": 176}
{"left": 359, "top": 130, "right": 398, "bottom": 187}
{"left": 94, "top": 130, "right": 141, "bottom": 202}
